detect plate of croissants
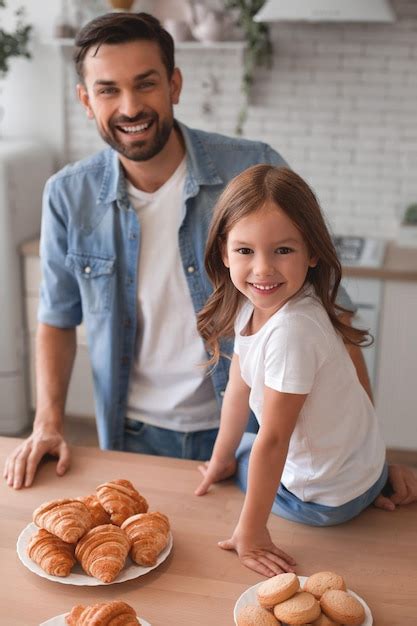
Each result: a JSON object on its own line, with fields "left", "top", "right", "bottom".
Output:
{"left": 39, "top": 599, "right": 150, "bottom": 625}
{"left": 17, "top": 479, "right": 173, "bottom": 585}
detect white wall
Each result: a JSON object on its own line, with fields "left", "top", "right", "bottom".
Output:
{"left": 2, "top": 0, "right": 417, "bottom": 236}
{"left": 2, "top": 0, "right": 64, "bottom": 160}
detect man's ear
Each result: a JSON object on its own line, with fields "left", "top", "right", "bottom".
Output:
{"left": 77, "top": 83, "right": 94, "bottom": 120}
{"left": 170, "top": 67, "right": 182, "bottom": 105}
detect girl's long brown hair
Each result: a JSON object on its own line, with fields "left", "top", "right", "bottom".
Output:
{"left": 197, "top": 165, "right": 372, "bottom": 365}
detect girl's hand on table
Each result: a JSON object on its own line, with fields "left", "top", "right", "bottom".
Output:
{"left": 194, "top": 456, "right": 237, "bottom": 495}
{"left": 374, "top": 463, "right": 417, "bottom": 510}
{"left": 218, "top": 525, "right": 296, "bottom": 577}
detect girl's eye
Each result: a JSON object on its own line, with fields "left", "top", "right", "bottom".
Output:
{"left": 275, "top": 247, "right": 293, "bottom": 255}
{"left": 236, "top": 247, "right": 253, "bottom": 255}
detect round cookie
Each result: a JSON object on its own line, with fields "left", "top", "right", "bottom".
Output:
{"left": 257, "top": 573, "right": 300, "bottom": 608}
{"left": 320, "top": 590, "right": 365, "bottom": 625}
{"left": 237, "top": 604, "right": 281, "bottom": 626}
{"left": 273, "top": 591, "right": 321, "bottom": 625}
{"left": 303, "top": 572, "right": 346, "bottom": 599}
{"left": 311, "top": 613, "right": 340, "bottom": 626}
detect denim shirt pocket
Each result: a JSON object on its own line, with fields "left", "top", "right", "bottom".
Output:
{"left": 65, "top": 252, "right": 116, "bottom": 314}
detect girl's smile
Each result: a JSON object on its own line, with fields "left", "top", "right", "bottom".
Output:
{"left": 223, "top": 201, "right": 317, "bottom": 323}
{"left": 248, "top": 282, "right": 283, "bottom": 295}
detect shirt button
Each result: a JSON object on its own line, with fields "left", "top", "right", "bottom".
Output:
{"left": 121, "top": 356, "right": 129, "bottom": 366}
{"left": 124, "top": 318, "right": 132, "bottom": 328}
{"left": 187, "top": 265, "right": 196, "bottom": 273}
{"left": 84, "top": 266, "right": 91, "bottom": 275}
{"left": 220, "top": 390, "right": 225, "bottom": 397}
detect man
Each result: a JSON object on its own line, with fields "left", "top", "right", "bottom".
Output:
{"left": 4, "top": 13, "right": 416, "bottom": 508}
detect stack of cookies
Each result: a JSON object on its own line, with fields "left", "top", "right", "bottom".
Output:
{"left": 237, "top": 571, "right": 366, "bottom": 626}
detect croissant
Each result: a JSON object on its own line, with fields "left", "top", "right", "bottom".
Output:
{"left": 77, "top": 494, "right": 111, "bottom": 527}
{"left": 121, "top": 512, "right": 170, "bottom": 567}
{"left": 33, "top": 498, "right": 93, "bottom": 544}
{"left": 96, "top": 479, "right": 148, "bottom": 526}
{"left": 66, "top": 600, "right": 140, "bottom": 625}
{"left": 75, "top": 523, "right": 131, "bottom": 583}
{"left": 27, "top": 528, "right": 76, "bottom": 577}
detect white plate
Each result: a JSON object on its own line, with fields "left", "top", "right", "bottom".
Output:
{"left": 234, "top": 575, "right": 373, "bottom": 625}
{"left": 17, "top": 522, "right": 173, "bottom": 586}
{"left": 39, "top": 614, "right": 149, "bottom": 626}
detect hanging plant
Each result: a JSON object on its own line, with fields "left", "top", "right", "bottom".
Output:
{"left": 224, "top": 0, "right": 273, "bottom": 135}
{"left": 0, "top": 0, "right": 32, "bottom": 78}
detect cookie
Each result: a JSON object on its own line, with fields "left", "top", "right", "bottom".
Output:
{"left": 311, "top": 613, "right": 340, "bottom": 626}
{"left": 273, "top": 591, "right": 321, "bottom": 625}
{"left": 236, "top": 604, "right": 281, "bottom": 626}
{"left": 303, "top": 572, "right": 346, "bottom": 599}
{"left": 320, "top": 589, "right": 365, "bottom": 625}
{"left": 257, "top": 573, "right": 300, "bottom": 608}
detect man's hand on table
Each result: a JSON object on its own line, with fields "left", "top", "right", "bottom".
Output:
{"left": 218, "top": 524, "right": 296, "bottom": 578}
{"left": 3, "top": 424, "right": 70, "bottom": 489}
{"left": 374, "top": 463, "right": 417, "bottom": 510}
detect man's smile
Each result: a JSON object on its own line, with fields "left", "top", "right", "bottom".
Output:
{"left": 115, "top": 119, "right": 154, "bottom": 136}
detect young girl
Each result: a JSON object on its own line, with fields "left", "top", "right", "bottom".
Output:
{"left": 195, "top": 165, "right": 392, "bottom": 577}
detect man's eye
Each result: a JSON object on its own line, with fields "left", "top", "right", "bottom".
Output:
{"left": 99, "top": 88, "right": 118, "bottom": 95}
{"left": 236, "top": 248, "right": 253, "bottom": 255}
{"left": 276, "top": 247, "right": 292, "bottom": 254}
{"left": 138, "top": 82, "right": 155, "bottom": 90}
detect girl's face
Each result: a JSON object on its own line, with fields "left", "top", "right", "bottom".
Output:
{"left": 223, "top": 201, "right": 317, "bottom": 322}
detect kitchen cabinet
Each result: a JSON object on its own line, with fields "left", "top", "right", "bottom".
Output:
{"left": 375, "top": 280, "right": 417, "bottom": 450}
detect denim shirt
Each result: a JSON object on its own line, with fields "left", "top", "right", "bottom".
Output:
{"left": 38, "top": 121, "right": 353, "bottom": 450}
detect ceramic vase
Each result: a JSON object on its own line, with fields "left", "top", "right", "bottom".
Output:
{"left": 108, "top": 0, "right": 135, "bottom": 11}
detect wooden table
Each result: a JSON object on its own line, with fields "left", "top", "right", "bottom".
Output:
{"left": 1, "top": 437, "right": 416, "bottom": 625}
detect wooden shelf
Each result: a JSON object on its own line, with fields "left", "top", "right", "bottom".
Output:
{"left": 45, "top": 38, "right": 246, "bottom": 50}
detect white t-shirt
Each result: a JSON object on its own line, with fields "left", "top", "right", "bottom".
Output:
{"left": 234, "top": 286, "right": 385, "bottom": 506}
{"left": 126, "top": 158, "right": 218, "bottom": 432}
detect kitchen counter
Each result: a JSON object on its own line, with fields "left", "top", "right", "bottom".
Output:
{"left": 343, "top": 241, "right": 417, "bottom": 281}
{"left": 21, "top": 239, "right": 417, "bottom": 281}
{"left": 1, "top": 437, "right": 416, "bottom": 625}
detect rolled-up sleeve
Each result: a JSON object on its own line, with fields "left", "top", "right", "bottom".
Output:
{"left": 38, "top": 178, "right": 82, "bottom": 328}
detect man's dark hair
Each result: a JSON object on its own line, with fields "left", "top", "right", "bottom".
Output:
{"left": 74, "top": 12, "right": 175, "bottom": 82}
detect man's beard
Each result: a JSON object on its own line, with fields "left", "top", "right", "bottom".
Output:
{"left": 98, "top": 111, "right": 173, "bottom": 162}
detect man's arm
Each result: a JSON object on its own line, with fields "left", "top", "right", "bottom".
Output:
{"left": 3, "top": 323, "right": 76, "bottom": 489}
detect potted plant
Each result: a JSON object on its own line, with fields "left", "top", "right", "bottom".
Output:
{"left": 224, "top": 0, "right": 273, "bottom": 135}
{"left": 397, "top": 203, "right": 417, "bottom": 248}
{"left": 0, "top": 0, "right": 32, "bottom": 78}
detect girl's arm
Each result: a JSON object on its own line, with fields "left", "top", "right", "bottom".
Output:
{"left": 338, "top": 311, "right": 373, "bottom": 402}
{"left": 195, "top": 353, "right": 250, "bottom": 495}
{"left": 220, "top": 386, "right": 306, "bottom": 577}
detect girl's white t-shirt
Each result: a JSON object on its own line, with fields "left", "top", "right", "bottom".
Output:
{"left": 234, "top": 286, "right": 385, "bottom": 506}
{"left": 126, "top": 158, "right": 218, "bottom": 432}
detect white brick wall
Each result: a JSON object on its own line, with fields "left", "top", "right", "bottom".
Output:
{"left": 64, "top": 0, "right": 417, "bottom": 237}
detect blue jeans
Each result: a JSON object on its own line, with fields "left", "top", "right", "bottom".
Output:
{"left": 235, "top": 432, "right": 389, "bottom": 527}
{"left": 124, "top": 418, "right": 218, "bottom": 461}
{"left": 124, "top": 412, "right": 259, "bottom": 460}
